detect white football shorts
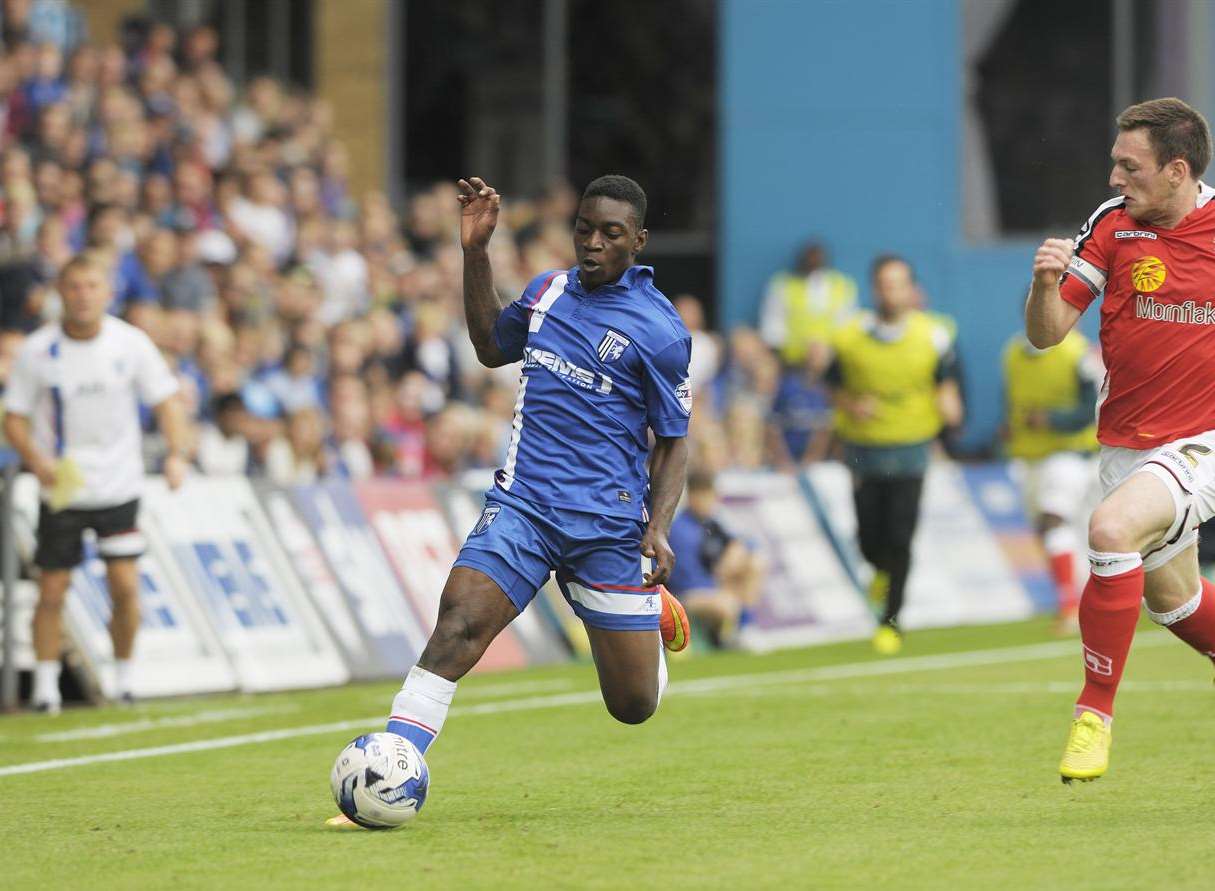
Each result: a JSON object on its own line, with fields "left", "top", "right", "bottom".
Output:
{"left": 1099, "top": 429, "right": 1215, "bottom": 571}
{"left": 1013, "top": 451, "right": 1098, "bottom": 524}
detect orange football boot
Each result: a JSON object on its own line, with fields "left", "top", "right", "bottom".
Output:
{"left": 658, "top": 585, "right": 690, "bottom": 652}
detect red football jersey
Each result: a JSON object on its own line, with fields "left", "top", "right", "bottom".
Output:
{"left": 1060, "top": 184, "right": 1215, "bottom": 448}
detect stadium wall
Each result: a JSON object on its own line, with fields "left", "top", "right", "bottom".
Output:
{"left": 719, "top": 0, "right": 1075, "bottom": 452}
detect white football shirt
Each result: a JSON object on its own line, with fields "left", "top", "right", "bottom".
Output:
{"left": 5, "top": 317, "right": 179, "bottom": 508}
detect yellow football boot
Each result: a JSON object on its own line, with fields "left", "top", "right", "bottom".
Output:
{"left": 1059, "top": 711, "right": 1111, "bottom": 784}
{"left": 872, "top": 623, "right": 902, "bottom": 656}
{"left": 325, "top": 814, "right": 363, "bottom": 830}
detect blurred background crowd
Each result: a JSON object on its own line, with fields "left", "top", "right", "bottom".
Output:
{"left": 0, "top": 6, "right": 892, "bottom": 487}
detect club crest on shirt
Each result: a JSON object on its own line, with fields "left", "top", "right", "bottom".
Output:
{"left": 1130, "top": 255, "right": 1166, "bottom": 292}
{"left": 472, "top": 504, "right": 501, "bottom": 535}
{"left": 596, "top": 330, "right": 631, "bottom": 363}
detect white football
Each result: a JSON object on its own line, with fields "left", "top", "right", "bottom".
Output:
{"left": 330, "top": 732, "right": 429, "bottom": 828}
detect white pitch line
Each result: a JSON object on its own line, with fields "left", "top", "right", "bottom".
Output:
{"left": 458, "top": 678, "right": 575, "bottom": 699}
{"left": 35, "top": 705, "right": 300, "bottom": 743}
{"left": 0, "top": 634, "right": 1176, "bottom": 779}
{"left": 683, "top": 677, "right": 1214, "bottom": 700}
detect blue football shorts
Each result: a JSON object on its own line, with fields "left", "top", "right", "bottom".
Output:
{"left": 453, "top": 487, "right": 661, "bottom": 631}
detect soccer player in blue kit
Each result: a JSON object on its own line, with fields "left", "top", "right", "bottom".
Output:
{"left": 329, "top": 174, "right": 692, "bottom": 825}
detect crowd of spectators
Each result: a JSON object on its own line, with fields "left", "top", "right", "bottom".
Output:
{"left": 0, "top": 10, "right": 855, "bottom": 487}
{"left": 0, "top": 13, "right": 569, "bottom": 485}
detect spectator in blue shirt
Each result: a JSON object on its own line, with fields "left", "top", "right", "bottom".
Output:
{"left": 666, "top": 469, "right": 765, "bottom": 647}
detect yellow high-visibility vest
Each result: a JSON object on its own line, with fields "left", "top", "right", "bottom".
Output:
{"left": 833, "top": 311, "right": 952, "bottom": 446}
{"left": 1003, "top": 331, "right": 1098, "bottom": 460}
{"left": 771, "top": 270, "right": 857, "bottom": 364}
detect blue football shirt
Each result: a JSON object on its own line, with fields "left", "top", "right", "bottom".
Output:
{"left": 490, "top": 265, "right": 692, "bottom": 521}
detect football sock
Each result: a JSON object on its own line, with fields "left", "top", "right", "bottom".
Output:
{"left": 115, "top": 659, "right": 133, "bottom": 697}
{"left": 33, "top": 660, "right": 61, "bottom": 705}
{"left": 1146, "top": 577, "right": 1215, "bottom": 665}
{"left": 1043, "top": 525, "right": 1079, "bottom": 614}
{"left": 1075, "top": 550, "right": 1144, "bottom": 723}
{"left": 386, "top": 666, "right": 457, "bottom": 754}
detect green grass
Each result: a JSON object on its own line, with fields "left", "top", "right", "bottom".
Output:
{"left": 2, "top": 618, "right": 1213, "bottom": 890}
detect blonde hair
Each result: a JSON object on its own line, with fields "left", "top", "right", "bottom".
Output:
{"left": 57, "top": 251, "right": 110, "bottom": 286}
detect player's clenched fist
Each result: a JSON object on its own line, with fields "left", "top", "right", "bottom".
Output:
{"left": 1033, "top": 237, "right": 1075, "bottom": 286}
{"left": 457, "top": 177, "right": 500, "bottom": 250}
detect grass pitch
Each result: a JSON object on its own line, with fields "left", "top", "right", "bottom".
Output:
{"left": 2, "top": 618, "right": 1212, "bottom": 890}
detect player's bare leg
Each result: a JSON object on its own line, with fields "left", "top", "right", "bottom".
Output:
{"left": 1141, "top": 541, "right": 1215, "bottom": 676}
{"left": 106, "top": 558, "right": 140, "bottom": 658}
{"left": 1142, "top": 543, "right": 1200, "bottom": 615}
{"left": 33, "top": 569, "right": 71, "bottom": 661}
{"left": 417, "top": 567, "right": 520, "bottom": 681}
{"left": 1062, "top": 470, "right": 1175, "bottom": 782}
{"left": 383, "top": 566, "right": 518, "bottom": 751}
{"left": 31, "top": 568, "right": 71, "bottom": 712}
{"left": 105, "top": 557, "right": 141, "bottom": 703}
{"left": 328, "top": 567, "right": 520, "bottom": 828}
{"left": 584, "top": 625, "right": 664, "bottom": 724}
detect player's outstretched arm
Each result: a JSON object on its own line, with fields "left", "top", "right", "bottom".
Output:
{"left": 458, "top": 177, "right": 511, "bottom": 368}
{"left": 641, "top": 435, "right": 688, "bottom": 587}
{"left": 1025, "top": 237, "right": 1084, "bottom": 349}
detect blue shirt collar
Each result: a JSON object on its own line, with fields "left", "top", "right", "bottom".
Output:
{"left": 568, "top": 264, "right": 653, "bottom": 296}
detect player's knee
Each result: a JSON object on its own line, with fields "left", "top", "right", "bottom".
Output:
{"left": 36, "top": 586, "right": 67, "bottom": 612}
{"left": 422, "top": 609, "right": 494, "bottom": 671}
{"left": 1087, "top": 505, "right": 1138, "bottom": 554}
{"left": 604, "top": 690, "right": 658, "bottom": 725}
{"left": 35, "top": 593, "right": 65, "bottom": 613}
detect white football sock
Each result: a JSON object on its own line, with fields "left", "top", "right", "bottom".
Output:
{"left": 115, "top": 659, "right": 133, "bottom": 697}
{"left": 386, "top": 666, "right": 457, "bottom": 753}
{"left": 33, "top": 660, "right": 61, "bottom": 704}
{"left": 656, "top": 641, "right": 669, "bottom": 706}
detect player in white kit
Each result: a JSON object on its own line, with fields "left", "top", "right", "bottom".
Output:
{"left": 2, "top": 254, "right": 190, "bottom": 712}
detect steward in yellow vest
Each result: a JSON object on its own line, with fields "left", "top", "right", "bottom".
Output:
{"left": 759, "top": 242, "right": 858, "bottom": 366}
{"left": 1002, "top": 331, "right": 1098, "bottom": 461}
{"left": 824, "top": 255, "right": 963, "bottom": 654}
{"left": 1000, "top": 330, "right": 1100, "bottom": 626}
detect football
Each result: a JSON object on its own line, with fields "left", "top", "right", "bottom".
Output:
{"left": 330, "top": 733, "right": 429, "bottom": 829}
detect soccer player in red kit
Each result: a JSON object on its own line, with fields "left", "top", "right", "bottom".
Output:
{"left": 1027, "top": 98, "right": 1215, "bottom": 782}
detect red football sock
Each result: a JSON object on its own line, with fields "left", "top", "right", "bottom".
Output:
{"left": 1153, "top": 577, "right": 1215, "bottom": 665}
{"left": 1049, "top": 552, "right": 1079, "bottom": 614}
{"left": 1043, "top": 526, "right": 1079, "bottom": 614}
{"left": 1076, "top": 551, "right": 1144, "bottom": 722}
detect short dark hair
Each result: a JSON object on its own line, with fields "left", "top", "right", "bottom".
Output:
{"left": 1117, "top": 97, "right": 1212, "bottom": 178}
{"left": 212, "top": 392, "right": 246, "bottom": 416}
{"left": 870, "top": 253, "right": 913, "bottom": 280}
{"left": 582, "top": 175, "right": 647, "bottom": 228}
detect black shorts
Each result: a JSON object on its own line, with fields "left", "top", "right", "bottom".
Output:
{"left": 34, "top": 499, "right": 145, "bottom": 570}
